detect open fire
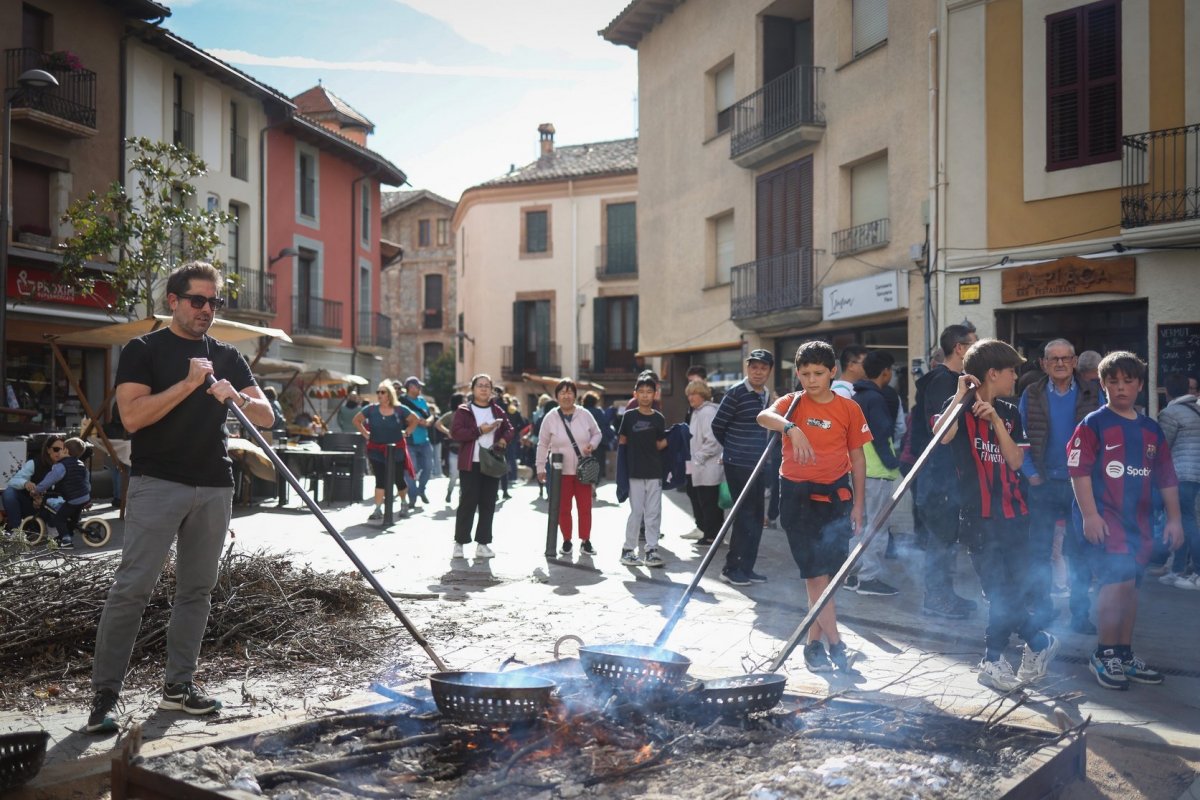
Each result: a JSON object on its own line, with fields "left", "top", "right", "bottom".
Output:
{"left": 124, "top": 658, "right": 1084, "bottom": 800}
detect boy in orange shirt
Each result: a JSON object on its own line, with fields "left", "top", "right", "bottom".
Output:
{"left": 758, "top": 341, "right": 871, "bottom": 672}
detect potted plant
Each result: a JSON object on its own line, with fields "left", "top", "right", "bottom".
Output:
{"left": 44, "top": 50, "right": 84, "bottom": 73}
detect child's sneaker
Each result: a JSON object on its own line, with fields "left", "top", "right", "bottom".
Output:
{"left": 475, "top": 543, "right": 495, "bottom": 559}
{"left": 452, "top": 543, "right": 465, "bottom": 558}
{"left": 1121, "top": 653, "right": 1164, "bottom": 685}
{"left": 1017, "top": 632, "right": 1059, "bottom": 682}
{"left": 560, "top": 539, "right": 573, "bottom": 554}
{"left": 57, "top": 536, "right": 74, "bottom": 550}
{"left": 643, "top": 548, "right": 665, "bottom": 568}
{"left": 977, "top": 657, "right": 1022, "bottom": 692}
{"left": 580, "top": 540, "right": 597, "bottom": 556}
{"left": 620, "top": 549, "right": 643, "bottom": 566}
{"left": 1089, "top": 649, "right": 1130, "bottom": 690}
{"left": 828, "top": 640, "right": 852, "bottom": 672}
{"left": 803, "top": 641, "right": 833, "bottom": 672}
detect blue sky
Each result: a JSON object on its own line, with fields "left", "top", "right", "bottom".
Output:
{"left": 164, "top": 0, "right": 638, "bottom": 200}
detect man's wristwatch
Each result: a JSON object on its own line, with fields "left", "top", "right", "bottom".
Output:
{"left": 783, "top": 422, "right": 797, "bottom": 435}
{"left": 237, "top": 392, "right": 251, "bottom": 408}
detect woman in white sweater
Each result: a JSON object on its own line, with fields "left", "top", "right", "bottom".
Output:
{"left": 537, "top": 378, "right": 603, "bottom": 555}
{"left": 686, "top": 380, "right": 725, "bottom": 546}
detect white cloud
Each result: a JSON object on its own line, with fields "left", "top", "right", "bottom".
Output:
{"left": 208, "top": 49, "right": 588, "bottom": 81}
{"left": 394, "top": 0, "right": 630, "bottom": 58}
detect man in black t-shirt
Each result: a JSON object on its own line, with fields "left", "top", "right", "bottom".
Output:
{"left": 939, "top": 339, "right": 1057, "bottom": 693}
{"left": 86, "top": 263, "right": 275, "bottom": 734}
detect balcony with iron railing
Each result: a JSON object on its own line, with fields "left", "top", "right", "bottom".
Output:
{"left": 226, "top": 269, "right": 275, "bottom": 317}
{"left": 1121, "top": 123, "right": 1200, "bottom": 230}
{"left": 231, "top": 133, "right": 248, "bottom": 180}
{"left": 730, "top": 248, "right": 820, "bottom": 329}
{"left": 174, "top": 106, "right": 195, "bottom": 152}
{"left": 4, "top": 48, "right": 97, "bottom": 135}
{"left": 579, "top": 343, "right": 639, "bottom": 377}
{"left": 357, "top": 311, "right": 392, "bottom": 351}
{"left": 594, "top": 242, "right": 637, "bottom": 280}
{"left": 501, "top": 344, "right": 561, "bottom": 380}
{"left": 730, "top": 64, "right": 824, "bottom": 169}
{"left": 832, "top": 218, "right": 890, "bottom": 258}
{"left": 291, "top": 295, "right": 342, "bottom": 341}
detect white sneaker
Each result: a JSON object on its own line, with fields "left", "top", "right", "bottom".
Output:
{"left": 1178, "top": 574, "right": 1200, "bottom": 590}
{"left": 977, "top": 657, "right": 1022, "bottom": 692}
{"left": 452, "top": 543, "right": 464, "bottom": 558}
{"left": 1017, "top": 632, "right": 1060, "bottom": 682}
{"left": 681, "top": 528, "right": 703, "bottom": 540}
{"left": 475, "top": 543, "right": 495, "bottom": 559}
{"left": 1159, "top": 571, "right": 1185, "bottom": 586}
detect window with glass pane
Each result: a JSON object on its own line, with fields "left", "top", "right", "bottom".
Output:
{"left": 607, "top": 297, "right": 637, "bottom": 370}
{"left": 437, "top": 218, "right": 450, "bottom": 246}
{"left": 525, "top": 210, "right": 548, "bottom": 253}
{"left": 298, "top": 152, "right": 316, "bottom": 217}
{"left": 360, "top": 183, "right": 370, "bottom": 244}
{"left": 424, "top": 274, "right": 443, "bottom": 329}
{"left": 418, "top": 219, "right": 431, "bottom": 247}
{"left": 605, "top": 202, "right": 636, "bottom": 274}
{"left": 227, "top": 203, "right": 241, "bottom": 273}
{"left": 714, "top": 213, "right": 734, "bottom": 284}
{"left": 423, "top": 342, "right": 444, "bottom": 378}
{"left": 714, "top": 63, "right": 735, "bottom": 134}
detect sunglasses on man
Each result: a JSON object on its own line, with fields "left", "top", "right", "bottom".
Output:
{"left": 176, "top": 293, "right": 226, "bottom": 311}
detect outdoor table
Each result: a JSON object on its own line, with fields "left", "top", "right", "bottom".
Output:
{"left": 272, "top": 446, "right": 352, "bottom": 507}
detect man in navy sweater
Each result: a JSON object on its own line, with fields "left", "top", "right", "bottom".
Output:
{"left": 712, "top": 349, "right": 774, "bottom": 586}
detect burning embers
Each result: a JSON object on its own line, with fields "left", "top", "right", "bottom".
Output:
{"left": 138, "top": 663, "right": 1083, "bottom": 800}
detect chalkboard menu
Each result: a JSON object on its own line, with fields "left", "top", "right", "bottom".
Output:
{"left": 1157, "top": 323, "right": 1200, "bottom": 381}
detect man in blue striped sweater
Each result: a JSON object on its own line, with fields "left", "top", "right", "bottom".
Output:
{"left": 713, "top": 349, "right": 775, "bottom": 586}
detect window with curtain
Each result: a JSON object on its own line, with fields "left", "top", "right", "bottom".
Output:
{"left": 714, "top": 62, "right": 735, "bottom": 134}
{"left": 524, "top": 209, "right": 549, "bottom": 254}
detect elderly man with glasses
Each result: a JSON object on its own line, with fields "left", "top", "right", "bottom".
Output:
{"left": 85, "top": 261, "right": 275, "bottom": 734}
{"left": 1019, "top": 338, "right": 1102, "bottom": 634}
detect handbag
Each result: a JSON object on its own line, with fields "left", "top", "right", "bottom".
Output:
{"left": 718, "top": 480, "right": 733, "bottom": 510}
{"left": 479, "top": 446, "right": 508, "bottom": 478}
{"left": 559, "top": 409, "right": 600, "bottom": 485}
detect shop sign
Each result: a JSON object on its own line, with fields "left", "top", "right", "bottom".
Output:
{"left": 6, "top": 266, "right": 118, "bottom": 309}
{"left": 822, "top": 270, "right": 908, "bottom": 321}
{"left": 959, "top": 277, "right": 980, "bottom": 304}
{"left": 1001, "top": 255, "right": 1135, "bottom": 303}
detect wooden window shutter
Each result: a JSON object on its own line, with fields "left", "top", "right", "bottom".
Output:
{"left": 1046, "top": 0, "right": 1120, "bottom": 170}
{"left": 592, "top": 297, "right": 608, "bottom": 372}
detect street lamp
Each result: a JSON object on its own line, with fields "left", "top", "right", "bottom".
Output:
{"left": 268, "top": 246, "right": 298, "bottom": 266}
{"left": 1, "top": 68, "right": 60, "bottom": 402}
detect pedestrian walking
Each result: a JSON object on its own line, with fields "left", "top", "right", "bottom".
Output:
{"left": 911, "top": 323, "right": 979, "bottom": 619}
{"left": 758, "top": 341, "right": 870, "bottom": 673}
{"left": 87, "top": 262, "right": 275, "bottom": 733}
{"left": 684, "top": 380, "right": 724, "bottom": 546}
{"left": 712, "top": 349, "right": 774, "bottom": 586}
{"left": 941, "top": 339, "right": 1058, "bottom": 692}
{"left": 398, "top": 376, "right": 436, "bottom": 509}
{"left": 618, "top": 374, "right": 668, "bottom": 567}
{"left": 849, "top": 350, "right": 902, "bottom": 597}
{"left": 450, "top": 374, "right": 514, "bottom": 559}
{"left": 1157, "top": 372, "right": 1200, "bottom": 588}
{"left": 1069, "top": 351, "right": 1184, "bottom": 690}
{"left": 1017, "top": 338, "right": 1101, "bottom": 633}
{"left": 435, "top": 394, "right": 465, "bottom": 504}
{"left": 537, "top": 379, "right": 602, "bottom": 556}
{"left": 354, "top": 382, "right": 415, "bottom": 522}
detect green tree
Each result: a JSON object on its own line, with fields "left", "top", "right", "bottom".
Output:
{"left": 425, "top": 349, "right": 457, "bottom": 410}
{"left": 59, "top": 137, "right": 233, "bottom": 318}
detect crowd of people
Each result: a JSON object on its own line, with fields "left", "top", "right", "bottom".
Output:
{"left": 64, "top": 260, "right": 1197, "bottom": 736}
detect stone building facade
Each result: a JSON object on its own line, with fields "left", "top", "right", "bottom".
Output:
{"left": 380, "top": 190, "right": 457, "bottom": 381}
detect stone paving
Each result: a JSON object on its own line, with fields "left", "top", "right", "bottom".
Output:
{"left": 4, "top": 471, "right": 1199, "bottom": 785}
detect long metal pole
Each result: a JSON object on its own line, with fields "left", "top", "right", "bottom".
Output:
{"left": 654, "top": 390, "right": 803, "bottom": 648}
{"left": 1, "top": 97, "right": 13, "bottom": 396}
{"left": 767, "top": 391, "right": 974, "bottom": 672}
{"left": 205, "top": 376, "right": 448, "bottom": 671}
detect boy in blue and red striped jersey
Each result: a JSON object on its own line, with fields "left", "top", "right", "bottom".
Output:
{"left": 941, "top": 339, "right": 1059, "bottom": 693}
{"left": 1068, "top": 351, "right": 1184, "bottom": 690}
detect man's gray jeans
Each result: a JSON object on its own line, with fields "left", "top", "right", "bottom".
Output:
{"left": 92, "top": 475, "right": 232, "bottom": 693}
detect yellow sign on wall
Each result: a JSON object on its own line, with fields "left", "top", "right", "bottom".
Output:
{"left": 959, "top": 277, "right": 980, "bottom": 305}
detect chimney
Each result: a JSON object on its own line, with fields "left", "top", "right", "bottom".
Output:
{"left": 538, "top": 123, "right": 555, "bottom": 157}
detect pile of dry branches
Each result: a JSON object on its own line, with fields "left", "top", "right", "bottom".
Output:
{"left": 0, "top": 546, "right": 398, "bottom": 702}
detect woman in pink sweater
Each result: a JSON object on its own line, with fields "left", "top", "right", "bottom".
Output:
{"left": 537, "top": 378, "right": 603, "bottom": 556}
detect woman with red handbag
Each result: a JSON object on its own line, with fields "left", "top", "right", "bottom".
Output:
{"left": 353, "top": 381, "right": 416, "bottom": 522}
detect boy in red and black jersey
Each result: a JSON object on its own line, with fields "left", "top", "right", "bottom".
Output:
{"left": 1068, "top": 351, "right": 1183, "bottom": 690}
{"left": 940, "top": 339, "right": 1058, "bottom": 692}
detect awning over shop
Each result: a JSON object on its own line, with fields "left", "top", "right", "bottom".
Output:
{"left": 635, "top": 340, "right": 741, "bottom": 358}
{"left": 51, "top": 315, "right": 293, "bottom": 347}
{"left": 522, "top": 373, "right": 607, "bottom": 392}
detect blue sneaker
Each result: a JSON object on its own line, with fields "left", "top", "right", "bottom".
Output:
{"left": 1089, "top": 649, "right": 1129, "bottom": 690}
{"left": 1121, "top": 653, "right": 1163, "bottom": 685}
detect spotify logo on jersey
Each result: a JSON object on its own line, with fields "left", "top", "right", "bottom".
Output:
{"left": 1105, "top": 461, "right": 1125, "bottom": 478}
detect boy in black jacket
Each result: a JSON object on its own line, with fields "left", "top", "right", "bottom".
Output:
{"left": 940, "top": 339, "right": 1058, "bottom": 692}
